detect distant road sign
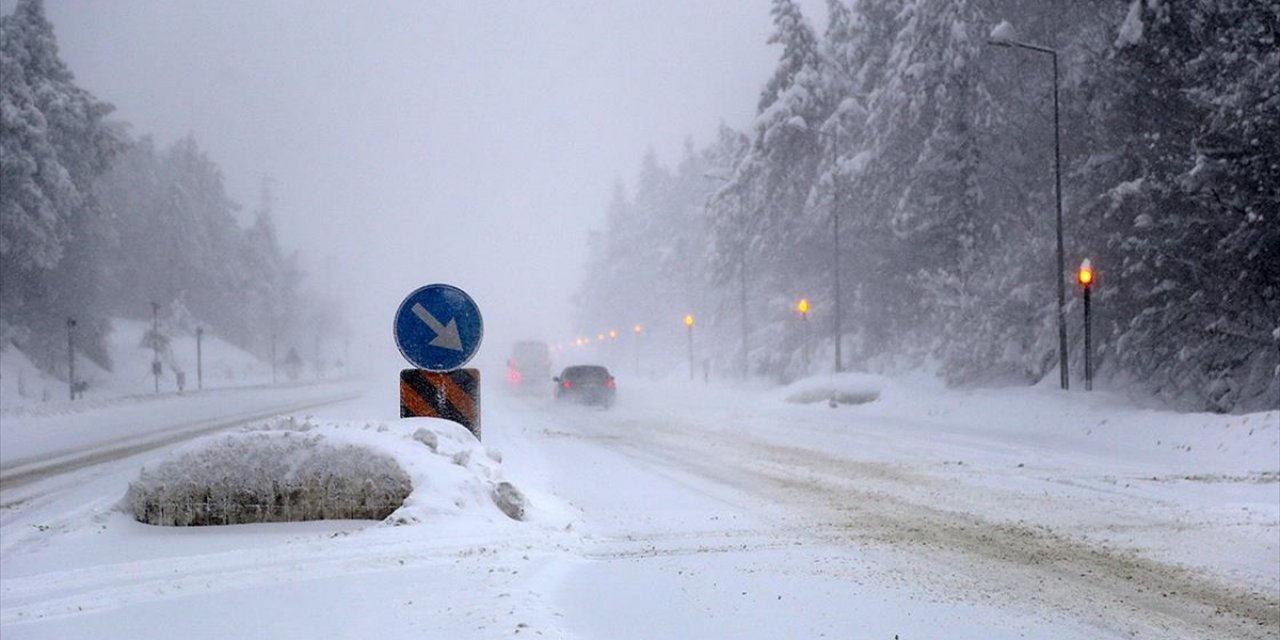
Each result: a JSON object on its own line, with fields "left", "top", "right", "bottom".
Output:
{"left": 394, "top": 284, "right": 484, "bottom": 371}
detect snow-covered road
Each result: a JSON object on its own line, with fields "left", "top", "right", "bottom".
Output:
{"left": 0, "top": 380, "right": 368, "bottom": 490}
{"left": 508, "top": 378, "right": 1278, "bottom": 639}
{"left": 1, "top": 374, "right": 1276, "bottom": 639}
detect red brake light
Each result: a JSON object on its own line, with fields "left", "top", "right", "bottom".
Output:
{"left": 561, "top": 381, "right": 573, "bottom": 389}
{"left": 607, "top": 378, "right": 616, "bottom": 389}
{"left": 508, "top": 370, "right": 521, "bottom": 383}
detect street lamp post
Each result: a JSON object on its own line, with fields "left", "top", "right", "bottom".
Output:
{"left": 739, "top": 244, "right": 749, "bottom": 379}
{"left": 797, "top": 298, "right": 811, "bottom": 371}
{"left": 1078, "top": 259, "right": 1094, "bottom": 391}
{"left": 684, "top": 314, "right": 695, "bottom": 381}
{"left": 151, "top": 302, "right": 161, "bottom": 394}
{"left": 66, "top": 317, "right": 76, "bottom": 401}
{"left": 633, "top": 324, "right": 642, "bottom": 376}
{"left": 196, "top": 326, "right": 204, "bottom": 391}
{"left": 787, "top": 118, "right": 845, "bottom": 373}
{"left": 989, "top": 20, "right": 1069, "bottom": 390}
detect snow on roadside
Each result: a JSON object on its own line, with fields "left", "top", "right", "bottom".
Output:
{"left": 774, "top": 371, "right": 1279, "bottom": 474}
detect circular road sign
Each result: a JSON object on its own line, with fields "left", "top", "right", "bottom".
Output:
{"left": 393, "top": 284, "right": 484, "bottom": 371}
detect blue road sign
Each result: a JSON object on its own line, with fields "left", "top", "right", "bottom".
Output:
{"left": 394, "top": 284, "right": 484, "bottom": 371}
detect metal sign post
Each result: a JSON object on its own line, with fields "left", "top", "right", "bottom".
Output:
{"left": 394, "top": 284, "right": 485, "bottom": 439}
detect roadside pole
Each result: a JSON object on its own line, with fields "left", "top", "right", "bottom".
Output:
{"left": 1079, "top": 259, "right": 1094, "bottom": 391}
{"left": 66, "top": 318, "right": 76, "bottom": 401}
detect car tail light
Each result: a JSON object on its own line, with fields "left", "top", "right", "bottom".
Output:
{"left": 606, "top": 378, "right": 616, "bottom": 389}
{"left": 561, "top": 381, "right": 573, "bottom": 389}
{"left": 508, "top": 370, "right": 521, "bottom": 383}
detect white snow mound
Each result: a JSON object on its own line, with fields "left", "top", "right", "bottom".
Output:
{"left": 125, "top": 415, "right": 527, "bottom": 526}
{"left": 780, "top": 372, "right": 884, "bottom": 406}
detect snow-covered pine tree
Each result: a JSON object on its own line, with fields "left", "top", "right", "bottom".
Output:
{"left": 1093, "top": 0, "right": 1279, "bottom": 410}
{"left": 0, "top": 0, "right": 119, "bottom": 374}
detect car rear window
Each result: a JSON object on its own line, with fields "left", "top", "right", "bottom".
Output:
{"left": 564, "top": 366, "right": 609, "bottom": 382}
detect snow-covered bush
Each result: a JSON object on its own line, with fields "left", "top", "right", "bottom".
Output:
{"left": 125, "top": 416, "right": 530, "bottom": 526}
{"left": 127, "top": 430, "right": 411, "bottom": 526}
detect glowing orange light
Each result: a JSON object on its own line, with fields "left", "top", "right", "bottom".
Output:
{"left": 633, "top": 324, "right": 643, "bottom": 334}
{"left": 684, "top": 314, "right": 695, "bottom": 327}
{"left": 608, "top": 329, "right": 618, "bottom": 339}
{"left": 797, "top": 298, "right": 811, "bottom": 315}
{"left": 1078, "top": 259, "right": 1094, "bottom": 287}
{"left": 596, "top": 333, "right": 605, "bottom": 341}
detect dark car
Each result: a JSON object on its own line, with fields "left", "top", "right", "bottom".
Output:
{"left": 554, "top": 365, "right": 616, "bottom": 408}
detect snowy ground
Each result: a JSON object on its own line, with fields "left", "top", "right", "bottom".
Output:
{"left": 1, "top": 371, "right": 1276, "bottom": 639}
{"left": 0, "top": 319, "right": 307, "bottom": 412}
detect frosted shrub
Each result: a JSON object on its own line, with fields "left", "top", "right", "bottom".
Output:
{"left": 127, "top": 432, "right": 411, "bottom": 526}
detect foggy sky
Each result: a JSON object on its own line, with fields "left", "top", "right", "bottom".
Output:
{"left": 29, "top": 0, "right": 823, "bottom": 365}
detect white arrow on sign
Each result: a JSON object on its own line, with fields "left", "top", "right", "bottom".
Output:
{"left": 411, "top": 303, "right": 464, "bottom": 352}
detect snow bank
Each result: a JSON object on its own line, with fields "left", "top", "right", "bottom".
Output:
{"left": 125, "top": 415, "right": 527, "bottom": 527}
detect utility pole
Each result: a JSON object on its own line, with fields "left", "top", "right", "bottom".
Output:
{"left": 684, "top": 315, "right": 695, "bottom": 381}
{"left": 67, "top": 317, "right": 76, "bottom": 401}
{"left": 831, "top": 133, "right": 844, "bottom": 374}
{"left": 196, "top": 326, "right": 204, "bottom": 390}
{"left": 740, "top": 245, "right": 749, "bottom": 379}
{"left": 797, "top": 299, "right": 811, "bottom": 371}
{"left": 633, "top": 324, "right": 643, "bottom": 377}
{"left": 151, "top": 302, "right": 161, "bottom": 394}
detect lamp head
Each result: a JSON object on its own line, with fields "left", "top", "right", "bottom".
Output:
{"left": 988, "top": 20, "right": 1018, "bottom": 46}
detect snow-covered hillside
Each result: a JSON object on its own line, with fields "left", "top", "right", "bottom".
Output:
{"left": 1, "top": 318, "right": 325, "bottom": 413}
